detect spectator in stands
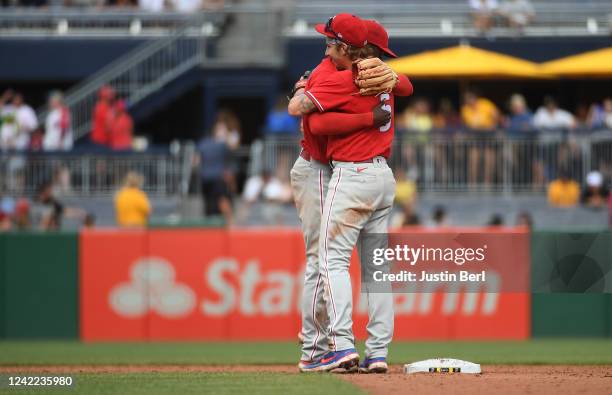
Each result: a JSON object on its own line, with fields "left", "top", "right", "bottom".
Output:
{"left": 469, "top": 0, "right": 498, "bottom": 35}
{"left": 13, "top": 92, "right": 38, "bottom": 150}
{"left": 401, "top": 98, "right": 433, "bottom": 134}
{"left": 114, "top": 171, "right": 151, "bottom": 227}
{"left": 516, "top": 210, "right": 533, "bottom": 229}
{"left": 431, "top": 205, "right": 448, "bottom": 227}
{"left": 33, "top": 181, "right": 65, "bottom": 230}
{"left": 547, "top": 168, "right": 580, "bottom": 208}
{"left": 462, "top": 90, "right": 500, "bottom": 131}
{"left": 0, "top": 193, "right": 14, "bottom": 231}
{"left": 461, "top": 90, "right": 499, "bottom": 185}
{"left": 91, "top": 85, "right": 115, "bottom": 148}
{"left": 506, "top": 93, "right": 533, "bottom": 133}
{"left": 391, "top": 169, "right": 419, "bottom": 228}
{"left": 587, "top": 98, "right": 612, "bottom": 130}
{"left": 0, "top": 90, "right": 34, "bottom": 151}
{"left": 83, "top": 213, "right": 96, "bottom": 228}
{"left": 391, "top": 200, "right": 420, "bottom": 228}
{"left": 109, "top": 99, "right": 133, "bottom": 151}
{"left": 214, "top": 109, "right": 241, "bottom": 151}
{"left": 394, "top": 168, "right": 417, "bottom": 207}
{"left": 263, "top": 97, "right": 300, "bottom": 136}
{"left": 400, "top": 98, "right": 433, "bottom": 179}
{"left": 13, "top": 198, "right": 31, "bottom": 231}
{"left": 581, "top": 170, "right": 609, "bottom": 209}
{"left": 498, "top": 0, "right": 534, "bottom": 34}
{"left": 197, "top": 127, "right": 233, "bottom": 225}
{"left": 432, "top": 98, "right": 462, "bottom": 130}
{"left": 487, "top": 213, "right": 504, "bottom": 226}
{"left": 533, "top": 96, "right": 576, "bottom": 131}
{"left": 43, "top": 91, "right": 73, "bottom": 151}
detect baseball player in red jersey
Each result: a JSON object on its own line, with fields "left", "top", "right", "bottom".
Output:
{"left": 289, "top": 16, "right": 413, "bottom": 373}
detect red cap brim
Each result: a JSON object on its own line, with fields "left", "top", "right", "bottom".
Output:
{"left": 382, "top": 47, "right": 398, "bottom": 58}
{"left": 315, "top": 23, "right": 336, "bottom": 38}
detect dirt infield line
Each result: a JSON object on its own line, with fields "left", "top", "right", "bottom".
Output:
{"left": 1, "top": 365, "right": 611, "bottom": 395}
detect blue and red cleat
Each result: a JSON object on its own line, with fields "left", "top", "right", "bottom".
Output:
{"left": 298, "top": 349, "right": 360, "bottom": 373}
{"left": 358, "top": 357, "right": 388, "bottom": 374}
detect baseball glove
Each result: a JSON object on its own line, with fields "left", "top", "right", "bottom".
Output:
{"left": 355, "top": 58, "right": 398, "bottom": 96}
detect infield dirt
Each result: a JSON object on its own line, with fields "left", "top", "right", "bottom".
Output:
{"left": 1, "top": 365, "right": 611, "bottom": 395}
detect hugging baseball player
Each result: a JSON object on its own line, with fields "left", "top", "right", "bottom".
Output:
{"left": 287, "top": 13, "right": 413, "bottom": 374}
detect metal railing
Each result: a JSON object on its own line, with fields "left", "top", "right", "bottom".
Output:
{"left": 0, "top": 146, "right": 195, "bottom": 197}
{"left": 290, "top": 0, "right": 612, "bottom": 36}
{"left": 36, "top": 25, "right": 206, "bottom": 142}
{"left": 255, "top": 130, "right": 612, "bottom": 193}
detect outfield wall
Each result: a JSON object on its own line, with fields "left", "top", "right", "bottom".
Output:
{"left": 0, "top": 229, "right": 609, "bottom": 340}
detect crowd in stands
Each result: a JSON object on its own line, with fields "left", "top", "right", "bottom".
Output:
{"left": 0, "top": 86, "right": 138, "bottom": 153}
{"left": 470, "top": 0, "right": 536, "bottom": 35}
{"left": 0, "top": 0, "right": 223, "bottom": 12}
{"left": 90, "top": 85, "right": 134, "bottom": 151}
{"left": 399, "top": 92, "right": 612, "bottom": 135}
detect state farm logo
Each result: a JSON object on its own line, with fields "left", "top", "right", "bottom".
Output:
{"left": 108, "top": 258, "right": 499, "bottom": 318}
{"left": 109, "top": 257, "right": 196, "bottom": 318}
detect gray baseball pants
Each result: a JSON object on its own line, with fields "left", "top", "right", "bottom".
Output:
{"left": 290, "top": 154, "right": 331, "bottom": 362}
{"left": 319, "top": 156, "right": 396, "bottom": 359}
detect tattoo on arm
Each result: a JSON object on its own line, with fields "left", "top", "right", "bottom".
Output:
{"left": 297, "top": 94, "right": 316, "bottom": 114}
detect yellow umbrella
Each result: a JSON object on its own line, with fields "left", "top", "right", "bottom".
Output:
{"left": 540, "top": 47, "right": 612, "bottom": 77}
{"left": 387, "top": 45, "right": 547, "bottom": 79}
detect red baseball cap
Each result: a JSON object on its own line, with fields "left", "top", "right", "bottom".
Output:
{"left": 363, "top": 20, "right": 397, "bottom": 58}
{"left": 315, "top": 13, "right": 368, "bottom": 48}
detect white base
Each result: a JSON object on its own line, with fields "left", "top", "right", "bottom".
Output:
{"left": 404, "top": 358, "right": 481, "bottom": 374}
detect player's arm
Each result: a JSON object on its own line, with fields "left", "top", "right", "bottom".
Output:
{"left": 309, "top": 102, "right": 391, "bottom": 135}
{"left": 287, "top": 70, "right": 316, "bottom": 116}
{"left": 288, "top": 92, "right": 317, "bottom": 116}
{"left": 394, "top": 74, "right": 414, "bottom": 97}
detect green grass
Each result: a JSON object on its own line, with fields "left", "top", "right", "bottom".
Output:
{"left": 1, "top": 340, "right": 612, "bottom": 365}
{"left": 0, "top": 373, "right": 364, "bottom": 395}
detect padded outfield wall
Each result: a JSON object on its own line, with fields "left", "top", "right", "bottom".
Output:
{"left": 0, "top": 229, "right": 609, "bottom": 339}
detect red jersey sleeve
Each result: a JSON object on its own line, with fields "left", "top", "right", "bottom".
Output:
{"left": 392, "top": 74, "right": 414, "bottom": 97}
{"left": 304, "top": 71, "right": 355, "bottom": 112}
{"left": 309, "top": 112, "right": 374, "bottom": 135}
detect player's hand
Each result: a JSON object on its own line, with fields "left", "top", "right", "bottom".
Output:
{"left": 355, "top": 58, "right": 398, "bottom": 96}
{"left": 290, "top": 70, "right": 311, "bottom": 99}
{"left": 372, "top": 101, "right": 391, "bottom": 128}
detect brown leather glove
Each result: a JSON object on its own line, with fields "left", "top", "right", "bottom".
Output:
{"left": 355, "top": 58, "right": 398, "bottom": 96}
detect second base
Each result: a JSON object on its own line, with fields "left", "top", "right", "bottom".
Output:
{"left": 404, "top": 358, "right": 482, "bottom": 374}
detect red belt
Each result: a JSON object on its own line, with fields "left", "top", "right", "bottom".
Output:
{"left": 300, "top": 149, "right": 311, "bottom": 161}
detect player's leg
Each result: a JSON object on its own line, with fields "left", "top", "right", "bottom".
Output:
{"left": 318, "top": 163, "right": 382, "bottom": 358}
{"left": 357, "top": 163, "right": 396, "bottom": 370}
{"left": 290, "top": 156, "right": 330, "bottom": 363}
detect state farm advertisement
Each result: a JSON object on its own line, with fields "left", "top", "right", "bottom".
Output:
{"left": 80, "top": 228, "right": 529, "bottom": 341}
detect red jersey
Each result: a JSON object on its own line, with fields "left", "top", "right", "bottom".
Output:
{"left": 110, "top": 113, "right": 133, "bottom": 150}
{"left": 305, "top": 68, "right": 395, "bottom": 162}
{"left": 300, "top": 57, "right": 337, "bottom": 162}
{"left": 91, "top": 101, "right": 111, "bottom": 145}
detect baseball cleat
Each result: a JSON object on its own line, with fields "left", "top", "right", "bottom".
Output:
{"left": 359, "top": 357, "right": 388, "bottom": 374}
{"left": 305, "top": 349, "right": 360, "bottom": 373}
{"left": 298, "top": 359, "right": 314, "bottom": 371}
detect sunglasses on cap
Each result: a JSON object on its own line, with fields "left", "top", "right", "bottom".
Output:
{"left": 325, "top": 37, "right": 342, "bottom": 46}
{"left": 325, "top": 16, "right": 342, "bottom": 41}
